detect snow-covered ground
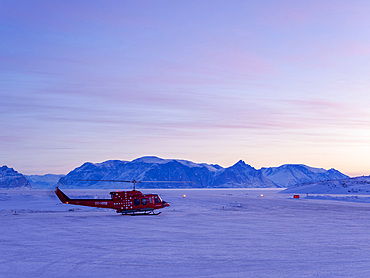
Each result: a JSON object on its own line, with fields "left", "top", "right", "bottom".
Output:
{"left": 1, "top": 189, "right": 370, "bottom": 277}
{"left": 282, "top": 176, "right": 370, "bottom": 195}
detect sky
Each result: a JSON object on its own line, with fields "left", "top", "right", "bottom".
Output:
{"left": 1, "top": 0, "right": 370, "bottom": 176}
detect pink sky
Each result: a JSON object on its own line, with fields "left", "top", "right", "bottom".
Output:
{"left": 1, "top": 1, "right": 370, "bottom": 176}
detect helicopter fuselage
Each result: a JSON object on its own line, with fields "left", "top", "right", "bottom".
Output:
{"left": 55, "top": 187, "right": 170, "bottom": 215}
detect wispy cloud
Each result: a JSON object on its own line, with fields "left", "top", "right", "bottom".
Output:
{"left": 2, "top": 1, "right": 370, "bottom": 174}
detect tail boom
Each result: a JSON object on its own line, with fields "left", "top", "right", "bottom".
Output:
{"left": 54, "top": 187, "right": 113, "bottom": 208}
{"left": 55, "top": 187, "right": 70, "bottom": 203}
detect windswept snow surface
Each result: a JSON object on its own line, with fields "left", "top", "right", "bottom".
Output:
{"left": 283, "top": 176, "right": 370, "bottom": 195}
{"left": 1, "top": 189, "right": 370, "bottom": 277}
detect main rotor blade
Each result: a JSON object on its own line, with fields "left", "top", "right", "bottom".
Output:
{"left": 139, "top": 181, "right": 198, "bottom": 183}
{"left": 70, "top": 179, "right": 197, "bottom": 183}
{"left": 71, "top": 179, "right": 140, "bottom": 183}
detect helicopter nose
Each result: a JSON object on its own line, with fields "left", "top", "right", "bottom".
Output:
{"left": 162, "top": 201, "right": 170, "bottom": 207}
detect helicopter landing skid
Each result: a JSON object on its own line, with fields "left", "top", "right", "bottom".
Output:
{"left": 121, "top": 210, "right": 161, "bottom": 216}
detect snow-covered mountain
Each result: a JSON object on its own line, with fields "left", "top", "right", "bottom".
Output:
{"left": 0, "top": 166, "right": 31, "bottom": 189}
{"left": 282, "top": 175, "right": 370, "bottom": 194}
{"left": 58, "top": 157, "right": 221, "bottom": 188}
{"left": 212, "top": 160, "right": 279, "bottom": 188}
{"left": 58, "top": 156, "right": 347, "bottom": 189}
{"left": 261, "top": 164, "right": 348, "bottom": 187}
{"left": 26, "top": 174, "right": 65, "bottom": 189}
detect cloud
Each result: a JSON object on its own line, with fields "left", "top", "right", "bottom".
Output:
{"left": 2, "top": 1, "right": 370, "bottom": 174}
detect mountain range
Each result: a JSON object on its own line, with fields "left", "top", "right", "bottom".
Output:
{"left": 261, "top": 164, "right": 347, "bottom": 187}
{"left": 0, "top": 166, "right": 31, "bottom": 189}
{"left": 1, "top": 157, "right": 350, "bottom": 189}
{"left": 57, "top": 156, "right": 348, "bottom": 189}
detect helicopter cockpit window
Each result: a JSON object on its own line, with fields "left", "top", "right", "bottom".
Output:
{"left": 134, "top": 199, "right": 140, "bottom": 206}
{"left": 154, "top": 196, "right": 160, "bottom": 204}
{"left": 141, "top": 198, "right": 147, "bottom": 205}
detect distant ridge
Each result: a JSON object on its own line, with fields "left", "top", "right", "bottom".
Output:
{"left": 26, "top": 174, "right": 65, "bottom": 189}
{"left": 282, "top": 175, "right": 370, "bottom": 194}
{"left": 57, "top": 156, "right": 348, "bottom": 189}
{"left": 261, "top": 164, "right": 348, "bottom": 187}
{"left": 0, "top": 165, "right": 31, "bottom": 189}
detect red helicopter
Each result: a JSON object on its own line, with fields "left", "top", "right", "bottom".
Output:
{"left": 55, "top": 179, "right": 187, "bottom": 215}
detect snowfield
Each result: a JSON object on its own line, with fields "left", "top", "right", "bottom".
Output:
{"left": 1, "top": 189, "right": 370, "bottom": 277}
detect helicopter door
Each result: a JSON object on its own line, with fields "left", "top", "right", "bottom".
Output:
{"left": 134, "top": 199, "right": 140, "bottom": 206}
{"left": 154, "top": 196, "right": 160, "bottom": 204}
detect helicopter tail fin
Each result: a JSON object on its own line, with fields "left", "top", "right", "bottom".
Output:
{"left": 55, "top": 187, "right": 70, "bottom": 203}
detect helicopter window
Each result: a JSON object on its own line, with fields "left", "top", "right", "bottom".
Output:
{"left": 134, "top": 199, "right": 140, "bottom": 206}
{"left": 141, "top": 198, "right": 147, "bottom": 205}
{"left": 154, "top": 196, "right": 160, "bottom": 204}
